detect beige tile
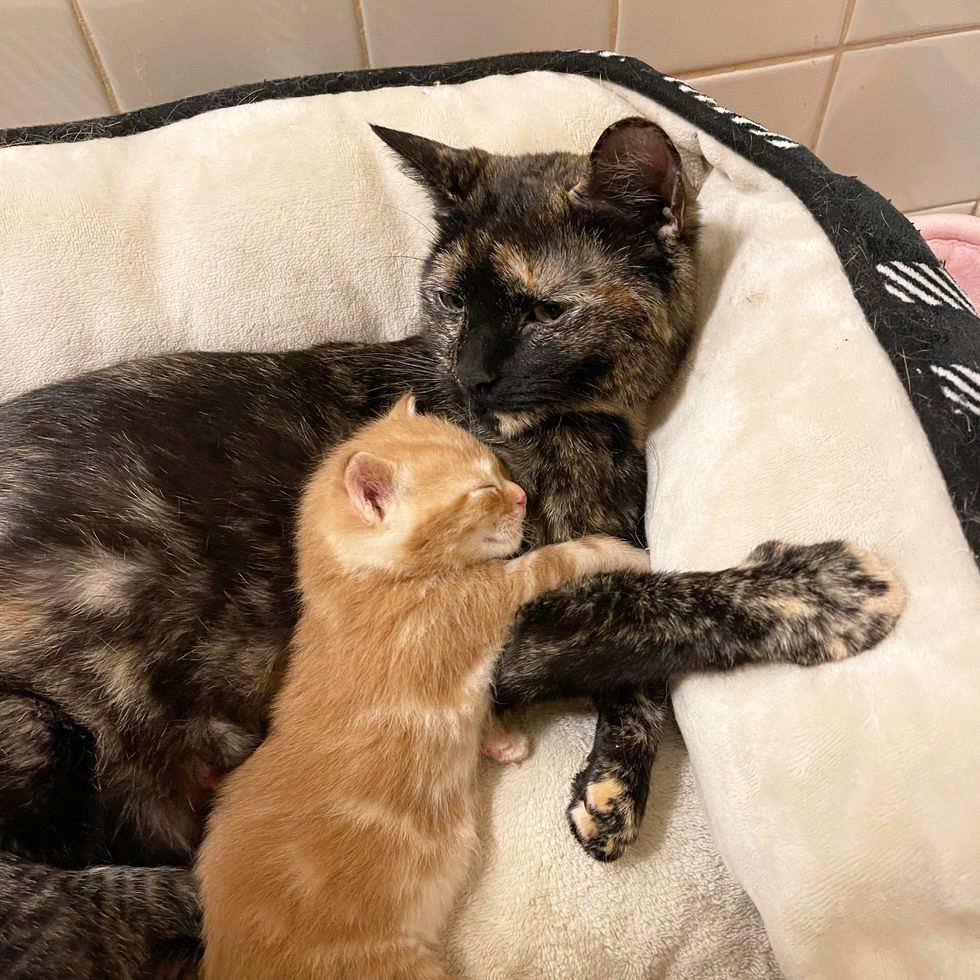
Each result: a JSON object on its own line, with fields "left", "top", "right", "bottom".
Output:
{"left": 905, "top": 201, "right": 976, "bottom": 217}
{"left": 361, "top": 0, "right": 610, "bottom": 69}
{"left": 817, "top": 31, "right": 980, "bottom": 213}
{"left": 78, "top": 0, "right": 364, "bottom": 111}
{"left": 848, "top": 0, "right": 979, "bottom": 43}
{"left": 686, "top": 57, "right": 833, "bottom": 148}
{"left": 618, "top": 0, "right": 846, "bottom": 74}
{"left": 0, "top": 0, "right": 111, "bottom": 129}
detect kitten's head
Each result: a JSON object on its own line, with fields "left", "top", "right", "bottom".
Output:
{"left": 373, "top": 117, "right": 699, "bottom": 436}
{"left": 301, "top": 394, "right": 527, "bottom": 577}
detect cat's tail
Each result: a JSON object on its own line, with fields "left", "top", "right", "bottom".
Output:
{"left": 0, "top": 852, "right": 200, "bottom": 979}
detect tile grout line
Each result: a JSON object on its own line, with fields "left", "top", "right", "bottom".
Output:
{"left": 842, "top": 21, "right": 979, "bottom": 52}
{"left": 906, "top": 200, "right": 978, "bottom": 216}
{"left": 808, "top": 0, "right": 859, "bottom": 149}
{"left": 608, "top": 0, "right": 620, "bottom": 52}
{"left": 676, "top": 48, "right": 836, "bottom": 79}
{"left": 67, "top": 0, "right": 121, "bottom": 115}
{"left": 351, "top": 0, "right": 371, "bottom": 70}
{"left": 675, "top": 22, "right": 978, "bottom": 80}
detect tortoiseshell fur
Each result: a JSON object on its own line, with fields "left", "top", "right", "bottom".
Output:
{"left": 0, "top": 120, "right": 904, "bottom": 977}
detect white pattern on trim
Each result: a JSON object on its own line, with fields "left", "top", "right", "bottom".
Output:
{"left": 883, "top": 283, "right": 914, "bottom": 303}
{"left": 878, "top": 261, "right": 977, "bottom": 314}
{"left": 665, "top": 79, "right": 800, "bottom": 150}
{"left": 894, "top": 262, "right": 969, "bottom": 310}
{"left": 930, "top": 365, "right": 980, "bottom": 417}
{"left": 953, "top": 363, "right": 980, "bottom": 387}
{"left": 917, "top": 263, "right": 973, "bottom": 311}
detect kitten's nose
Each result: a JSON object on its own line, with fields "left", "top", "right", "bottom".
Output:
{"left": 505, "top": 482, "right": 527, "bottom": 510}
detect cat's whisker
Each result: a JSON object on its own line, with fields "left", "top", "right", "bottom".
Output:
{"left": 350, "top": 200, "right": 438, "bottom": 241}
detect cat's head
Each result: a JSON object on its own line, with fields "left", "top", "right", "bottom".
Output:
{"left": 301, "top": 394, "right": 527, "bottom": 577}
{"left": 373, "top": 117, "right": 698, "bottom": 436}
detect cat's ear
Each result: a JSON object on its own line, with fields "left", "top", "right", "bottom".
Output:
{"left": 390, "top": 393, "right": 417, "bottom": 418}
{"left": 344, "top": 451, "right": 396, "bottom": 525}
{"left": 573, "top": 118, "right": 685, "bottom": 237}
{"left": 371, "top": 124, "right": 483, "bottom": 210}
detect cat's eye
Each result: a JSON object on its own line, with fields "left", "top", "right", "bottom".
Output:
{"left": 530, "top": 301, "right": 567, "bottom": 324}
{"left": 469, "top": 484, "right": 498, "bottom": 496}
{"left": 435, "top": 290, "right": 464, "bottom": 313}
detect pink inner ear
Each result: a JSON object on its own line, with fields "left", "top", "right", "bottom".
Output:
{"left": 344, "top": 452, "right": 395, "bottom": 524}
{"left": 584, "top": 118, "right": 684, "bottom": 232}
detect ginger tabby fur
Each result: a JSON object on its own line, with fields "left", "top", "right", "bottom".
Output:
{"left": 197, "top": 395, "right": 648, "bottom": 979}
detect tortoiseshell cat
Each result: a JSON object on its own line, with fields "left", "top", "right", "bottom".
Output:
{"left": 0, "top": 118, "right": 904, "bottom": 978}
{"left": 199, "top": 396, "right": 650, "bottom": 980}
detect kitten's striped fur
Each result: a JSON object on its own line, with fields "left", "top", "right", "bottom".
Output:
{"left": 197, "top": 397, "right": 648, "bottom": 979}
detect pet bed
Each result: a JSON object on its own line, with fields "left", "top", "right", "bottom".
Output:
{"left": 1, "top": 51, "right": 977, "bottom": 980}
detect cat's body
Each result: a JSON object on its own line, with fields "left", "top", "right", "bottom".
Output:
{"left": 198, "top": 397, "right": 649, "bottom": 980}
{"left": 0, "top": 119, "right": 905, "bottom": 978}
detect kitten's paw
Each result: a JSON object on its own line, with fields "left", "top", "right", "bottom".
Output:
{"left": 481, "top": 729, "right": 529, "bottom": 765}
{"left": 747, "top": 539, "right": 907, "bottom": 665}
{"left": 566, "top": 764, "right": 639, "bottom": 862}
{"left": 583, "top": 535, "right": 651, "bottom": 573}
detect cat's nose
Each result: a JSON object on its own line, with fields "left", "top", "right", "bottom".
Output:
{"left": 455, "top": 364, "right": 497, "bottom": 396}
{"left": 454, "top": 338, "right": 499, "bottom": 396}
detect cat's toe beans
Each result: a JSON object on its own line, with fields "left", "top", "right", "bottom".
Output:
{"left": 569, "top": 800, "right": 598, "bottom": 840}
{"left": 567, "top": 774, "right": 637, "bottom": 862}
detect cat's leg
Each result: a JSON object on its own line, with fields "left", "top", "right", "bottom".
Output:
{"left": 0, "top": 689, "right": 102, "bottom": 866}
{"left": 0, "top": 691, "right": 202, "bottom": 978}
{"left": 566, "top": 688, "right": 667, "bottom": 861}
{"left": 494, "top": 540, "right": 906, "bottom": 860}
{"left": 0, "top": 854, "right": 201, "bottom": 979}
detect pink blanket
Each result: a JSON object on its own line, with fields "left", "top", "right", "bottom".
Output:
{"left": 912, "top": 213, "right": 980, "bottom": 309}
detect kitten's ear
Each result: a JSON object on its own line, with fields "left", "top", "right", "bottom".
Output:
{"left": 344, "top": 451, "right": 396, "bottom": 525}
{"left": 390, "top": 393, "right": 417, "bottom": 418}
{"left": 371, "top": 124, "right": 483, "bottom": 210}
{"left": 574, "top": 117, "right": 685, "bottom": 237}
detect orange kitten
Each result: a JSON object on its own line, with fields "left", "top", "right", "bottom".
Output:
{"left": 197, "top": 395, "right": 649, "bottom": 979}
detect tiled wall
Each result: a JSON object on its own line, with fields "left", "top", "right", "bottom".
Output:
{"left": 1, "top": 0, "right": 977, "bottom": 216}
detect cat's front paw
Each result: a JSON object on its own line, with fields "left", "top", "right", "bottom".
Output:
{"left": 747, "top": 539, "right": 907, "bottom": 665}
{"left": 566, "top": 763, "right": 639, "bottom": 862}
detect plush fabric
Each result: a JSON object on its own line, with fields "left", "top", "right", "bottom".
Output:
{"left": 912, "top": 213, "right": 980, "bottom": 310}
{"left": 1, "top": 54, "right": 978, "bottom": 980}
